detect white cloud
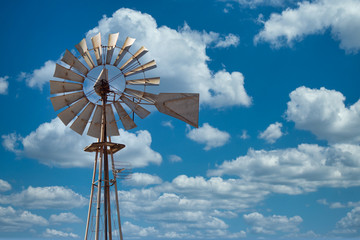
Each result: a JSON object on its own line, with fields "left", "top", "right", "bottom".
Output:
{"left": 50, "top": 212, "right": 82, "bottom": 223}
{"left": 243, "top": 212, "right": 302, "bottom": 235}
{"left": 43, "top": 228, "right": 79, "bottom": 238}
{"left": 0, "top": 76, "right": 9, "bottom": 94}
{"left": 335, "top": 207, "right": 360, "bottom": 235}
{"left": 318, "top": 198, "right": 360, "bottom": 209}
{"left": 19, "top": 60, "right": 56, "bottom": 90}
{"left": 123, "top": 172, "right": 162, "bottom": 187}
{"left": 0, "top": 179, "right": 11, "bottom": 192}
{"left": 254, "top": 0, "right": 360, "bottom": 53}
{"left": 0, "top": 206, "right": 48, "bottom": 232}
{"left": 258, "top": 122, "right": 283, "bottom": 143}
{"left": 85, "top": 8, "right": 251, "bottom": 108}
{"left": 208, "top": 143, "right": 360, "bottom": 194}
{"left": 286, "top": 87, "right": 360, "bottom": 144}
{"left": 214, "top": 33, "right": 240, "bottom": 48}
{"left": 2, "top": 133, "right": 22, "bottom": 154}
{"left": 228, "top": 0, "right": 286, "bottom": 8}
{"left": 120, "top": 175, "right": 268, "bottom": 219}
{"left": 162, "top": 121, "right": 174, "bottom": 129}
{"left": 0, "top": 186, "right": 87, "bottom": 209}
{"left": 20, "top": 8, "right": 251, "bottom": 108}
{"left": 2, "top": 118, "right": 161, "bottom": 168}
{"left": 186, "top": 123, "right": 230, "bottom": 150}
{"left": 116, "top": 175, "right": 257, "bottom": 238}
{"left": 123, "top": 221, "right": 158, "bottom": 237}
{"left": 239, "top": 130, "right": 250, "bottom": 139}
{"left": 223, "top": 3, "right": 234, "bottom": 13}
{"left": 169, "top": 154, "right": 182, "bottom": 163}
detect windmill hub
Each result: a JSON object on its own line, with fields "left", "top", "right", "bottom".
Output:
{"left": 93, "top": 78, "right": 110, "bottom": 97}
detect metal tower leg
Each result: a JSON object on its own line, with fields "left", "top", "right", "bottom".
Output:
{"left": 95, "top": 148, "right": 103, "bottom": 240}
{"left": 109, "top": 140, "right": 123, "bottom": 240}
{"left": 85, "top": 150, "right": 99, "bottom": 240}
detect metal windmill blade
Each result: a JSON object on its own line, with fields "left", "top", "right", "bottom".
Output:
{"left": 49, "top": 32, "right": 199, "bottom": 240}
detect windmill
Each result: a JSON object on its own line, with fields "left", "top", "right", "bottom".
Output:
{"left": 49, "top": 32, "right": 199, "bottom": 240}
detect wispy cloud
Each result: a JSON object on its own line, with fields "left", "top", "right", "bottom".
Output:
{"left": 0, "top": 76, "right": 9, "bottom": 95}
{"left": 43, "top": 228, "right": 79, "bottom": 238}
{"left": 169, "top": 154, "right": 182, "bottom": 163}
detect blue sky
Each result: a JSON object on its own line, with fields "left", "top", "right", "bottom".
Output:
{"left": 1, "top": 0, "right": 360, "bottom": 239}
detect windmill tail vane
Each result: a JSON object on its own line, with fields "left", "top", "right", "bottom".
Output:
{"left": 49, "top": 32, "right": 199, "bottom": 240}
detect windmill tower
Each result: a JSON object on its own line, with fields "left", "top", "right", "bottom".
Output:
{"left": 49, "top": 33, "right": 199, "bottom": 239}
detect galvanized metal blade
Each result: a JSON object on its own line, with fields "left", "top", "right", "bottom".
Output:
{"left": 126, "top": 77, "right": 160, "bottom": 86}
{"left": 123, "top": 60, "right": 156, "bottom": 77}
{"left": 87, "top": 105, "right": 103, "bottom": 138}
{"left": 50, "top": 80, "right": 83, "bottom": 94}
{"left": 124, "top": 88, "right": 157, "bottom": 103}
{"left": 105, "top": 104, "right": 120, "bottom": 136}
{"left": 58, "top": 97, "right": 89, "bottom": 125}
{"left": 75, "top": 38, "right": 95, "bottom": 69}
{"left": 54, "top": 64, "right": 85, "bottom": 83}
{"left": 114, "top": 37, "right": 135, "bottom": 66}
{"left": 50, "top": 91, "right": 85, "bottom": 111}
{"left": 70, "top": 102, "right": 95, "bottom": 135}
{"left": 119, "top": 46, "right": 148, "bottom": 71}
{"left": 113, "top": 101, "right": 137, "bottom": 130}
{"left": 106, "top": 33, "right": 119, "bottom": 64}
{"left": 120, "top": 95, "right": 150, "bottom": 119}
{"left": 61, "top": 49, "right": 89, "bottom": 76}
{"left": 91, "top": 33, "right": 102, "bottom": 66}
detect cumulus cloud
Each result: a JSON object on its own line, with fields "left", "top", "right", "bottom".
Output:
{"left": 254, "top": 0, "right": 360, "bottom": 53}
{"left": 49, "top": 212, "right": 82, "bottom": 223}
{"left": 85, "top": 8, "right": 251, "bottom": 108}
{"left": 0, "top": 179, "right": 11, "bottom": 192}
{"left": 0, "top": 206, "right": 48, "bottom": 232}
{"left": 258, "top": 122, "right": 283, "bottom": 143}
{"left": 0, "top": 76, "right": 9, "bottom": 94}
{"left": 243, "top": 212, "right": 302, "bottom": 234}
{"left": 286, "top": 87, "right": 360, "bottom": 144}
{"left": 2, "top": 118, "right": 161, "bottom": 168}
{"left": 123, "top": 221, "right": 158, "bottom": 237}
{"left": 0, "top": 186, "right": 87, "bottom": 209}
{"left": 214, "top": 33, "right": 240, "bottom": 48}
{"left": 18, "top": 60, "right": 56, "bottom": 90}
{"left": 186, "top": 123, "right": 230, "bottom": 150}
{"left": 335, "top": 207, "right": 360, "bottom": 235}
{"left": 208, "top": 143, "right": 360, "bottom": 194}
{"left": 123, "top": 172, "right": 163, "bottom": 187}
{"left": 120, "top": 176, "right": 267, "bottom": 218}
{"left": 20, "top": 8, "right": 251, "bottom": 108}
{"left": 116, "top": 175, "right": 259, "bottom": 238}
{"left": 43, "top": 228, "right": 79, "bottom": 238}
